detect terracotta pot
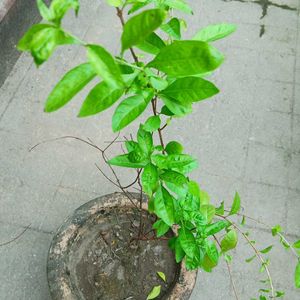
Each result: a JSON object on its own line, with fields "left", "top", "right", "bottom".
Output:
{"left": 47, "top": 192, "right": 197, "bottom": 300}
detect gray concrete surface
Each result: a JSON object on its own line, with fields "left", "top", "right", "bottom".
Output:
{"left": 0, "top": 0, "right": 300, "bottom": 299}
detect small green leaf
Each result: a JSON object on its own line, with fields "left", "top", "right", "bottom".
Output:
{"left": 205, "top": 220, "right": 230, "bottom": 236}
{"left": 154, "top": 185, "right": 175, "bottom": 226}
{"left": 125, "top": 140, "right": 139, "bottom": 152}
{"left": 37, "top": 0, "right": 54, "bottom": 21}
{"left": 45, "top": 63, "right": 96, "bottom": 112}
{"left": 178, "top": 227, "right": 198, "bottom": 258}
{"left": 272, "top": 224, "right": 282, "bottom": 236}
{"left": 193, "top": 23, "right": 237, "bottom": 42}
{"left": 245, "top": 255, "right": 256, "bottom": 263}
{"left": 161, "top": 17, "right": 181, "bottom": 40}
{"left": 137, "top": 126, "right": 153, "bottom": 155}
{"left": 221, "top": 229, "right": 238, "bottom": 252}
{"left": 150, "top": 76, "right": 169, "bottom": 91}
{"left": 175, "top": 238, "right": 186, "bottom": 262}
{"left": 112, "top": 90, "right": 154, "bottom": 131}
{"left": 137, "top": 32, "right": 166, "bottom": 55}
{"left": 108, "top": 154, "right": 148, "bottom": 168}
{"left": 128, "top": 1, "right": 150, "bottom": 14}
{"left": 200, "top": 204, "right": 216, "bottom": 223}
{"left": 164, "top": 0, "right": 193, "bottom": 14}
{"left": 160, "top": 95, "right": 192, "bottom": 117}
{"left": 295, "top": 260, "right": 300, "bottom": 288}
{"left": 49, "top": 0, "right": 79, "bottom": 25}
{"left": 106, "top": 0, "right": 122, "bottom": 7}
{"left": 157, "top": 271, "right": 166, "bottom": 282}
{"left": 87, "top": 44, "right": 124, "bottom": 89}
{"left": 142, "top": 163, "right": 158, "bottom": 195}
{"left": 122, "top": 9, "right": 166, "bottom": 51}
{"left": 224, "top": 254, "right": 232, "bottom": 262}
{"left": 260, "top": 245, "right": 273, "bottom": 254}
{"left": 293, "top": 240, "right": 300, "bottom": 249}
{"left": 275, "top": 291, "right": 285, "bottom": 297}
{"left": 165, "top": 141, "right": 184, "bottom": 155}
{"left": 160, "top": 77, "right": 219, "bottom": 103}
{"left": 228, "top": 192, "right": 241, "bottom": 216}
{"left": 202, "top": 240, "right": 219, "bottom": 271}
{"left": 216, "top": 201, "right": 224, "bottom": 215}
{"left": 160, "top": 170, "right": 188, "bottom": 187}
{"left": 143, "top": 116, "right": 161, "bottom": 132}
{"left": 78, "top": 81, "right": 123, "bottom": 117}
{"left": 151, "top": 154, "right": 198, "bottom": 174}
{"left": 148, "top": 40, "right": 224, "bottom": 77}
{"left": 147, "top": 285, "right": 161, "bottom": 299}
{"left": 160, "top": 105, "right": 174, "bottom": 116}
{"left": 153, "top": 219, "right": 170, "bottom": 237}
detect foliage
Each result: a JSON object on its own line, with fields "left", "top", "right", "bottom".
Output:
{"left": 19, "top": 0, "right": 299, "bottom": 299}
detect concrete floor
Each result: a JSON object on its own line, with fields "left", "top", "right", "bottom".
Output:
{"left": 0, "top": 0, "right": 300, "bottom": 299}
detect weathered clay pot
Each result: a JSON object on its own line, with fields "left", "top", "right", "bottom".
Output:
{"left": 47, "top": 192, "right": 197, "bottom": 300}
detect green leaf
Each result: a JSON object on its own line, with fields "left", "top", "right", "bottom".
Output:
{"left": 228, "top": 192, "right": 241, "bottom": 216}
{"left": 112, "top": 89, "right": 154, "bottom": 131}
{"left": 137, "top": 126, "right": 153, "bottom": 155}
{"left": 157, "top": 271, "right": 166, "bottom": 282}
{"left": 147, "top": 40, "right": 224, "bottom": 76}
{"left": 125, "top": 140, "right": 139, "bottom": 152}
{"left": 204, "top": 240, "right": 219, "bottom": 268}
{"left": 221, "top": 229, "right": 238, "bottom": 252}
{"left": 178, "top": 227, "right": 198, "bottom": 258}
{"left": 205, "top": 220, "right": 230, "bottom": 236}
{"left": 160, "top": 105, "right": 174, "bottom": 116}
{"left": 137, "top": 32, "right": 166, "bottom": 55}
{"left": 142, "top": 163, "right": 158, "bottom": 195}
{"left": 200, "top": 204, "right": 216, "bottom": 223}
{"left": 151, "top": 154, "right": 198, "bottom": 174}
{"left": 108, "top": 153, "right": 148, "bottom": 168}
{"left": 216, "top": 201, "right": 224, "bottom": 215}
{"left": 164, "top": 0, "right": 193, "bottom": 14}
{"left": 87, "top": 44, "right": 124, "bottom": 89}
{"left": 122, "top": 9, "right": 166, "bottom": 51}
{"left": 160, "top": 77, "right": 219, "bottom": 103}
{"left": 37, "top": 0, "right": 54, "bottom": 21}
{"left": 45, "top": 0, "right": 79, "bottom": 25}
{"left": 150, "top": 76, "right": 169, "bottom": 91}
{"left": 271, "top": 224, "right": 282, "bottom": 236}
{"left": 245, "top": 255, "right": 256, "bottom": 263}
{"left": 78, "top": 81, "right": 124, "bottom": 117}
{"left": 161, "top": 17, "right": 181, "bottom": 40}
{"left": 295, "top": 260, "right": 300, "bottom": 288}
{"left": 106, "top": 0, "right": 122, "bottom": 7}
{"left": 293, "top": 240, "right": 300, "bottom": 249}
{"left": 18, "top": 24, "right": 53, "bottom": 51}
{"left": 143, "top": 116, "right": 161, "bottom": 132}
{"left": 128, "top": 1, "right": 150, "bottom": 14}
{"left": 19, "top": 26, "right": 76, "bottom": 65}
{"left": 193, "top": 23, "right": 237, "bottom": 42}
{"left": 154, "top": 185, "right": 175, "bottom": 226}
{"left": 160, "top": 170, "right": 188, "bottom": 187}
{"left": 147, "top": 285, "right": 161, "bottom": 300}
{"left": 199, "top": 189, "right": 210, "bottom": 206}
{"left": 44, "top": 63, "right": 96, "bottom": 112}
{"left": 260, "top": 245, "right": 273, "bottom": 254}
{"left": 153, "top": 219, "right": 170, "bottom": 237}
{"left": 160, "top": 95, "right": 192, "bottom": 117}
{"left": 175, "top": 238, "right": 186, "bottom": 262}
{"left": 165, "top": 141, "right": 184, "bottom": 155}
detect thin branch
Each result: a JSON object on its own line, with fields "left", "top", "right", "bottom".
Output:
{"left": 225, "top": 209, "right": 299, "bottom": 259}
{"left": 0, "top": 224, "right": 31, "bottom": 247}
{"left": 213, "top": 235, "right": 239, "bottom": 300}
{"left": 217, "top": 215, "right": 275, "bottom": 298}
{"left": 151, "top": 97, "right": 165, "bottom": 152}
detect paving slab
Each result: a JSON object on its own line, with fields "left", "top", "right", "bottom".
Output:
{"left": 0, "top": 0, "right": 300, "bottom": 299}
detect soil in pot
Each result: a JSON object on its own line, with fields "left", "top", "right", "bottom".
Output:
{"left": 68, "top": 206, "right": 180, "bottom": 300}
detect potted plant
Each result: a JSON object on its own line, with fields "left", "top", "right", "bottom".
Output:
{"left": 18, "top": 0, "right": 300, "bottom": 299}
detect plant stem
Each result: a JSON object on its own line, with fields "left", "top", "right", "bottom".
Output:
{"left": 116, "top": 7, "right": 139, "bottom": 63}
{"left": 213, "top": 235, "right": 239, "bottom": 300}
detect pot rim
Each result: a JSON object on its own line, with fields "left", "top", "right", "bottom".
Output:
{"left": 47, "top": 192, "right": 198, "bottom": 300}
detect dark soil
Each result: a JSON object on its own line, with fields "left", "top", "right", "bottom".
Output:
{"left": 68, "top": 207, "right": 180, "bottom": 300}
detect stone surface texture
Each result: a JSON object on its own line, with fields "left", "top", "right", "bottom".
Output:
{"left": 0, "top": 0, "right": 299, "bottom": 299}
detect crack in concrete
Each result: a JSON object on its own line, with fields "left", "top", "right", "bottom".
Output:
{"left": 223, "top": 0, "right": 297, "bottom": 19}
{"left": 259, "top": 24, "right": 265, "bottom": 37}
